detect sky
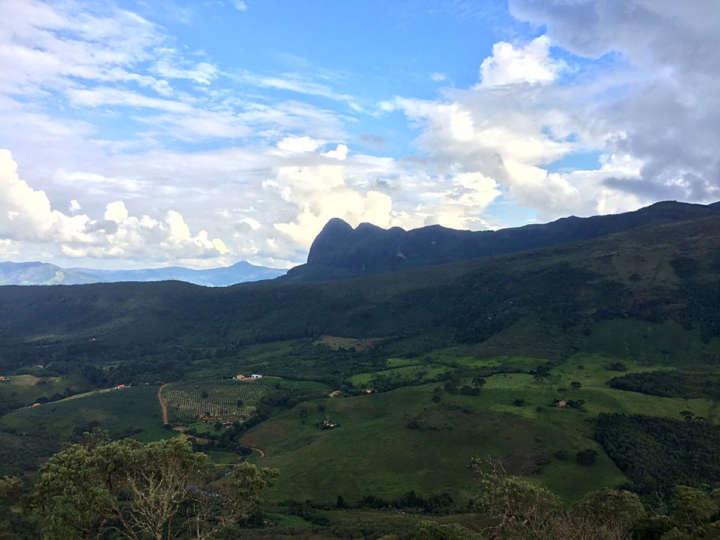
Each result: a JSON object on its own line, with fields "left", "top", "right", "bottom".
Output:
{"left": 1, "top": 0, "right": 719, "bottom": 270}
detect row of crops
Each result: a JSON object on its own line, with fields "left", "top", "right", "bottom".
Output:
{"left": 164, "top": 383, "right": 265, "bottom": 423}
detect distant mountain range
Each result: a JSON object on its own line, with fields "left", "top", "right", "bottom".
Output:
{"left": 4, "top": 200, "right": 719, "bottom": 287}
{"left": 0, "top": 261, "right": 285, "bottom": 287}
{"left": 285, "top": 200, "right": 720, "bottom": 281}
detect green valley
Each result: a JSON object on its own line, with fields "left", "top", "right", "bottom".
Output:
{"left": 1, "top": 208, "right": 720, "bottom": 537}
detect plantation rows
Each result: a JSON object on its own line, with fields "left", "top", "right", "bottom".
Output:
{"left": 164, "top": 387, "right": 258, "bottom": 422}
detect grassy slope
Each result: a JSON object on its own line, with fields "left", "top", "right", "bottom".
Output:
{"left": 0, "top": 385, "right": 168, "bottom": 443}
{"left": 239, "top": 343, "right": 717, "bottom": 504}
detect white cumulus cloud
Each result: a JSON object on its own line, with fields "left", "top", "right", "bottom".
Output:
{"left": 480, "top": 35, "right": 564, "bottom": 87}
{"left": 0, "top": 149, "right": 229, "bottom": 262}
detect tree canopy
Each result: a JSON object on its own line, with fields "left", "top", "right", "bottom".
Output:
{"left": 30, "top": 432, "right": 276, "bottom": 539}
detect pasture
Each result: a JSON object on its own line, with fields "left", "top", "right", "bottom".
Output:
{"left": 240, "top": 348, "right": 719, "bottom": 504}
{"left": 0, "top": 385, "right": 168, "bottom": 443}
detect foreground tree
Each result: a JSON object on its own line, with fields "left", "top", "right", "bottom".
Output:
{"left": 469, "top": 458, "right": 644, "bottom": 539}
{"left": 469, "top": 458, "right": 560, "bottom": 538}
{"left": 31, "top": 432, "right": 276, "bottom": 539}
{"left": 570, "top": 488, "right": 645, "bottom": 536}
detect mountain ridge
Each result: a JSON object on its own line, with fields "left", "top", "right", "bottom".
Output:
{"left": 286, "top": 200, "right": 720, "bottom": 281}
{"left": 0, "top": 260, "right": 285, "bottom": 287}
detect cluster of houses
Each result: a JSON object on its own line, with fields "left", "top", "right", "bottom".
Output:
{"left": 199, "top": 416, "right": 237, "bottom": 427}
{"left": 0, "top": 375, "right": 9, "bottom": 383}
{"left": 234, "top": 373, "right": 262, "bottom": 382}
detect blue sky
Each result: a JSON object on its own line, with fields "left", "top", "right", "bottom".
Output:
{"left": 0, "top": 0, "right": 718, "bottom": 268}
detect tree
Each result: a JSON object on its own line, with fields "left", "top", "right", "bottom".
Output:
{"left": 571, "top": 488, "right": 645, "bottom": 534}
{"left": 0, "top": 475, "right": 28, "bottom": 537}
{"left": 469, "top": 458, "right": 560, "bottom": 538}
{"left": 668, "top": 485, "right": 718, "bottom": 535}
{"left": 31, "top": 432, "right": 276, "bottom": 539}
{"left": 472, "top": 376, "right": 486, "bottom": 388}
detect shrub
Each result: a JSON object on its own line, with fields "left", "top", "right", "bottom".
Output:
{"left": 576, "top": 449, "right": 598, "bottom": 466}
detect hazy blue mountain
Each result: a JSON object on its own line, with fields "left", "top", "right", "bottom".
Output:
{"left": 285, "top": 200, "right": 720, "bottom": 281}
{"left": 0, "top": 260, "right": 285, "bottom": 286}
{"left": 0, "top": 262, "right": 99, "bottom": 286}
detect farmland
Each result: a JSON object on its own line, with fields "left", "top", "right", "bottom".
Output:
{"left": 163, "top": 380, "right": 265, "bottom": 424}
{"left": 239, "top": 346, "right": 718, "bottom": 505}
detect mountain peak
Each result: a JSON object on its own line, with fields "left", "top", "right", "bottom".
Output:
{"left": 307, "top": 219, "right": 354, "bottom": 264}
{"left": 292, "top": 201, "right": 720, "bottom": 281}
{"left": 324, "top": 218, "right": 353, "bottom": 233}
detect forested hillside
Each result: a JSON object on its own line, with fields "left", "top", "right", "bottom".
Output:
{"left": 286, "top": 200, "right": 720, "bottom": 281}
{"left": 1, "top": 212, "right": 718, "bottom": 366}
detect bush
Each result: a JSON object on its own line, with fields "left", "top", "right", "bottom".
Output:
{"left": 576, "top": 449, "right": 597, "bottom": 466}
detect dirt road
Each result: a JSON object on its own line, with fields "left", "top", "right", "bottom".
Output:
{"left": 157, "top": 383, "right": 169, "bottom": 425}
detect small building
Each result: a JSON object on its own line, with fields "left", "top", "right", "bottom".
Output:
{"left": 235, "top": 374, "right": 246, "bottom": 381}
{"left": 557, "top": 400, "right": 568, "bottom": 408}
{"left": 115, "top": 384, "right": 128, "bottom": 390}
{"left": 250, "top": 374, "right": 262, "bottom": 380}
{"left": 32, "top": 402, "right": 41, "bottom": 407}
{"left": 364, "top": 388, "right": 374, "bottom": 394}
{"left": 319, "top": 417, "right": 338, "bottom": 430}
{"left": 0, "top": 376, "right": 9, "bottom": 382}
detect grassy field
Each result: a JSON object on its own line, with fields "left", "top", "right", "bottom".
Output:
{"left": 0, "top": 385, "right": 169, "bottom": 443}
{"left": 237, "top": 348, "right": 719, "bottom": 505}
{"left": 0, "top": 372, "right": 92, "bottom": 410}
{"left": 348, "top": 364, "right": 452, "bottom": 387}
{"left": 1, "top": 322, "right": 718, "bottom": 514}
{"left": 1, "top": 336, "right": 717, "bottom": 507}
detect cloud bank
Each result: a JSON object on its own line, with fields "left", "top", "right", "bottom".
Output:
{"left": 0, "top": 149, "right": 228, "bottom": 262}
{"left": 0, "top": 0, "right": 718, "bottom": 268}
